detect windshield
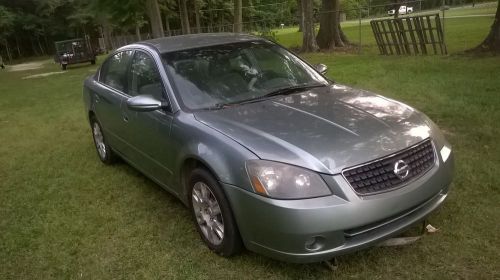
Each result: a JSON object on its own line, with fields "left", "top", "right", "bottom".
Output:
{"left": 162, "top": 41, "right": 328, "bottom": 110}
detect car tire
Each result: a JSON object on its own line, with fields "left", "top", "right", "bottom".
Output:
{"left": 188, "top": 168, "right": 243, "bottom": 257}
{"left": 90, "top": 117, "right": 116, "bottom": 164}
{"left": 61, "top": 64, "right": 67, "bottom": 70}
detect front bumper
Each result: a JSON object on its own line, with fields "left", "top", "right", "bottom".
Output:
{"left": 222, "top": 152, "right": 453, "bottom": 263}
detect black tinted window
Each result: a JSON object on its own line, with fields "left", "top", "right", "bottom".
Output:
{"left": 128, "top": 51, "right": 163, "bottom": 98}
{"left": 100, "top": 51, "right": 134, "bottom": 92}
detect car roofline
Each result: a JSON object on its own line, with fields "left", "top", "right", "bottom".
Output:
{"left": 129, "top": 33, "right": 267, "bottom": 53}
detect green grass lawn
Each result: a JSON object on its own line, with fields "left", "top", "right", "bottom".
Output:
{"left": 1, "top": 4, "right": 500, "bottom": 279}
{"left": 441, "top": 1, "right": 498, "bottom": 16}
{"left": 275, "top": 2, "right": 497, "bottom": 54}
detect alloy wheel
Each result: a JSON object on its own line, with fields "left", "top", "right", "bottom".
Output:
{"left": 92, "top": 122, "right": 106, "bottom": 159}
{"left": 191, "top": 182, "right": 225, "bottom": 246}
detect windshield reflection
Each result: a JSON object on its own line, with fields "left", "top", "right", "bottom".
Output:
{"left": 162, "top": 41, "right": 328, "bottom": 110}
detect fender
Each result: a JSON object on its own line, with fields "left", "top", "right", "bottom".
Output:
{"left": 171, "top": 113, "right": 259, "bottom": 204}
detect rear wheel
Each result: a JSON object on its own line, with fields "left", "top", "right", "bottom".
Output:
{"left": 90, "top": 117, "right": 116, "bottom": 164}
{"left": 189, "top": 168, "right": 242, "bottom": 257}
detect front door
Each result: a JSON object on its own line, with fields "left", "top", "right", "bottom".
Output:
{"left": 121, "top": 50, "right": 176, "bottom": 193}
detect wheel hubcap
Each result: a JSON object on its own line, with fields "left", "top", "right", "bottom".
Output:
{"left": 191, "top": 182, "right": 224, "bottom": 246}
{"left": 92, "top": 123, "right": 106, "bottom": 159}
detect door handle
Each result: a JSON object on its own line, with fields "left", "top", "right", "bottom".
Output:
{"left": 122, "top": 112, "right": 129, "bottom": 122}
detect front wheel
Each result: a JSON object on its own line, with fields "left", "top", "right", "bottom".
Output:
{"left": 189, "top": 168, "right": 242, "bottom": 257}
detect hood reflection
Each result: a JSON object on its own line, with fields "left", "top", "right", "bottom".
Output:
{"left": 194, "top": 84, "right": 433, "bottom": 174}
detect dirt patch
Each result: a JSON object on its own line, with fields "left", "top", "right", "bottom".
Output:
{"left": 8, "top": 61, "right": 45, "bottom": 72}
{"left": 23, "top": 71, "right": 66, "bottom": 79}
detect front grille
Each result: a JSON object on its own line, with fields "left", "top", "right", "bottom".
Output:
{"left": 342, "top": 139, "right": 435, "bottom": 195}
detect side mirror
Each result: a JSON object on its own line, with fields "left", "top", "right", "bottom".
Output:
{"left": 315, "top": 64, "right": 328, "bottom": 75}
{"left": 127, "top": 95, "right": 168, "bottom": 112}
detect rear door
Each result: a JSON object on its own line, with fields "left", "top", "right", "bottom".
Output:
{"left": 93, "top": 50, "right": 134, "bottom": 154}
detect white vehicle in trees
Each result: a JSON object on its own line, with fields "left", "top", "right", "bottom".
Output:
{"left": 388, "top": 6, "right": 414, "bottom": 15}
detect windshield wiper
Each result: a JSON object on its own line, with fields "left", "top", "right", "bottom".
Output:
{"left": 203, "top": 83, "right": 327, "bottom": 110}
{"left": 262, "top": 83, "right": 327, "bottom": 99}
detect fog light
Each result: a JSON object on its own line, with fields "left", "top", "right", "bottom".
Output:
{"left": 304, "top": 236, "right": 325, "bottom": 251}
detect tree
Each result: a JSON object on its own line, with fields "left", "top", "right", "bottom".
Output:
{"left": 146, "top": 0, "right": 165, "bottom": 38}
{"left": 233, "top": 0, "right": 243, "bottom": 32}
{"left": 296, "top": 0, "right": 304, "bottom": 32}
{"left": 194, "top": 0, "right": 202, "bottom": 33}
{"left": 159, "top": 0, "right": 175, "bottom": 36}
{"left": 0, "top": 6, "right": 15, "bottom": 61}
{"left": 179, "top": 0, "right": 190, "bottom": 34}
{"left": 316, "top": 0, "right": 349, "bottom": 49}
{"left": 300, "top": 0, "right": 318, "bottom": 52}
{"left": 468, "top": 0, "right": 500, "bottom": 54}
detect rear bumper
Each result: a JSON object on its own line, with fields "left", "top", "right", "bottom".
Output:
{"left": 222, "top": 152, "right": 453, "bottom": 263}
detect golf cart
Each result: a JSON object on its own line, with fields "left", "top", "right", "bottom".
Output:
{"left": 54, "top": 38, "right": 96, "bottom": 70}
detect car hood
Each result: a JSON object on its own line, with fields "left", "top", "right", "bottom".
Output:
{"left": 194, "top": 84, "right": 434, "bottom": 174}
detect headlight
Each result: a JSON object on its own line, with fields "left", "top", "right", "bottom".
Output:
{"left": 246, "top": 160, "right": 332, "bottom": 199}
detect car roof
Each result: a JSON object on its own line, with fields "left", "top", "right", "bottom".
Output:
{"left": 136, "top": 33, "right": 266, "bottom": 53}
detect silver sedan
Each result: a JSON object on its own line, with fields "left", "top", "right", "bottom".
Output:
{"left": 83, "top": 33, "right": 454, "bottom": 263}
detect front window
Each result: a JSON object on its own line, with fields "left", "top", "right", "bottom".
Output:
{"left": 99, "top": 50, "right": 134, "bottom": 92}
{"left": 162, "top": 41, "right": 328, "bottom": 110}
{"left": 128, "top": 51, "right": 163, "bottom": 99}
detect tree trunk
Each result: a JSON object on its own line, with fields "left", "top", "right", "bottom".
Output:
{"left": 392, "top": 0, "right": 401, "bottom": 18}
{"left": 102, "top": 21, "right": 114, "bottom": 51}
{"left": 339, "top": 23, "right": 350, "bottom": 44}
{"left": 37, "top": 37, "right": 45, "bottom": 55}
{"left": 135, "top": 23, "right": 142, "bottom": 41}
{"left": 165, "top": 14, "right": 171, "bottom": 36}
{"left": 468, "top": 0, "right": 500, "bottom": 54}
{"left": 146, "top": 0, "right": 165, "bottom": 38}
{"left": 179, "top": 0, "right": 185, "bottom": 33}
{"left": 208, "top": 0, "right": 214, "bottom": 32}
{"left": 297, "top": 0, "right": 304, "bottom": 32}
{"left": 234, "top": 0, "right": 243, "bottom": 32}
{"left": 316, "top": 0, "right": 347, "bottom": 49}
{"left": 218, "top": 11, "right": 223, "bottom": 32}
{"left": 44, "top": 35, "right": 51, "bottom": 55}
{"left": 194, "top": 0, "right": 202, "bottom": 33}
{"left": 300, "top": 0, "right": 318, "bottom": 52}
{"left": 179, "top": 0, "right": 191, "bottom": 34}
{"left": 3, "top": 40, "right": 12, "bottom": 62}
{"left": 43, "top": 27, "right": 50, "bottom": 55}
{"left": 15, "top": 35, "right": 21, "bottom": 58}
{"left": 30, "top": 37, "right": 39, "bottom": 56}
